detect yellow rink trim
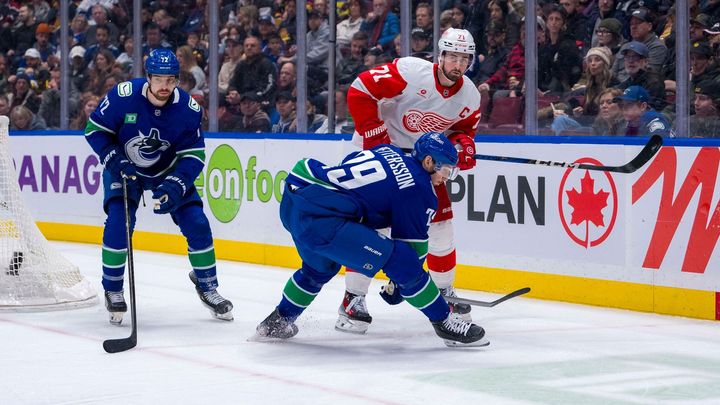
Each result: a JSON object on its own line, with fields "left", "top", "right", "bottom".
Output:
{"left": 38, "top": 222, "right": 716, "bottom": 321}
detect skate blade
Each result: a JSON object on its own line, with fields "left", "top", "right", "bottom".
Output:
{"left": 334, "top": 315, "right": 370, "bottom": 334}
{"left": 247, "top": 332, "right": 290, "bottom": 342}
{"left": 442, "top": 337, "right": 490, "bottom": 348}
{"left": 211, "top": 310, "right": 234, "bottom": 322}
{"left": 109, "top": 312, "right": 124, "bottom": 326}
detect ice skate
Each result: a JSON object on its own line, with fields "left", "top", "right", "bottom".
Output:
{"left": 189, "top": 272, "right": 234, "bottom": 321}
{"left": 254, "top": 308, "right": 299, "bottom": 340}
{"left": 440, "top": 286, "right": 472, "bottom": 321}
{"left": 335, "top": 291, "right": 372, "bottom": 334}
{"left": 104, "top": 290, "right": 127, "bottom": 326}
{"left": 432, "top": 315, "right": 489, "bottom": 347}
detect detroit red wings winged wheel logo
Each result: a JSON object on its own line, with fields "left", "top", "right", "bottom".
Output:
{"left": 403, "top": 109, "right": 454, "bottom": 133}
{"left": 558, "top": 158, "right": 618, "bottom": 248}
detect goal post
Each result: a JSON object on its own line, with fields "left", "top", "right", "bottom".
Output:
{"left": 0, "top": 116, "right": 98, "bottom": 311}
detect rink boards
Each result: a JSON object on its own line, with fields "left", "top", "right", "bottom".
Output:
{"left": 7, "top": 133, "right": 720, "bottom": 320}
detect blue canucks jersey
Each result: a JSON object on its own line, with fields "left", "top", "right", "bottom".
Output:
{"left": 85, "top": 78, "right": 205, "bottom": 180}
{"left": 286, "top": 145, "right": 437, "bottom": 255}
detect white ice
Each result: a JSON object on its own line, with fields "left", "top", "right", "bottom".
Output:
{"left": 2, "top": 242, "right": 720, "bottom": 405}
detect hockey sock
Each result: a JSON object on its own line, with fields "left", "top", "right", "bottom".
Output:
{"left": 345, "top": 269, "right": 372, "bottom": 295}
{"left": 101, "top": 245, "right": 126, "bottom": 292}
{"left": 101, "top": 199, "right": 134, "bottom": 291}
{"left": 401, "top": 273, "right": 449, "bottom": 323}
{"left": 278, "top": 263, "right": 329, "bottom": 319}
{"left": 427, "top": 250, "right": 456, "bottom": 289}
{"left": 188, "top": 245, "right": 218, "bottom": 291}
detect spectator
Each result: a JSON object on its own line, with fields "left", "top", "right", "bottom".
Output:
{"left": 316, "top": 87, "right": 352, "bottom": 134}
{"left": 591, "top": 0, "right": 626, "bottom": 47}
{"left": 87, "top": 48, "right": 117, "bottom": 96}
{"left": 70, "top": 13, "right": 88, "bottom": 48}
{"left": 257, "top": 14, "right": 277, "bottom": 50}
{"left": 84, "top": 24, "right": 120, "bottom": 65}
{"left": 32, "top": 23, "right": 55, "bottom": 62}
{"left": 613, "top": 7, "right": 666, "bottom": 82}
{"left": 450, "top": 2, "right": 469, "bottom": 29}
{"left": 336, "top": 0, "right": 365, "bottom": 56}
{"left": 0, "top": 53, "right": 8, "bottom": 94}
{"left": 337, "top": 31, "right": 368, "bottom": 85}
{"left": 414, "top": 2, "right": 433, "bottom": 48}
{"left": 84, "top": 5, "right": 119, "bottom": 47}
{"left": 614, "top": 85, "right": 673, "bottom": 137}
{"left": 178, "top": 70, "right": 204, "bottom": 105}
{"left": 142, "top": 22, "right": 173, "bottom": 57}
{"left": 237, "top": 91, "right": 271, "bottom": 132}
{"left": 176, "top": 45, "right": 206, "bottom": 94}
{"left": 472, "top": 20, "right": 509, "bottom": 85}
{"left": 237, "top": 5, "right": 259, "bottom": 39}
{"left": 571, "top": 46, "right": 614, "bottom": 117}
{"left": 279, "top": 10, "right": 329, "bottom": 97}
{"left": 361, "top": 0, "right": 399, "bottom": 51}
{"left": 272, "top": 90, "right": 296, "bottom": 133}
{"left": 9, "top": 105, "right": 46, "bottom": 130}
{"left": 229, "top": 35, "right": 277, "bottom": 105}
{"left": 689, "top": 42, "right": 718, "bottom": 88}
{"left": 69, "top": 46, "right": 89, "bottom": 92}
{"left": 19, "top": 48, "right": 43, "bottom": 72}
{"left": 410, "top": 28, "right": 432, "bottom": 60}
{"left": 691, "top": 14, "right": 712, "bottom": 43}
{"left": 596, "top": 18, "right": 624, "bottom": 54}
{"left": 538, "top": 5, "right": 583, "bottom": 94}
{"left": 561, "top": 0, "right": 590, "bottom": 48}
{"left": 185, "top": 31, "right": 209, "bottom": 70}
{"left": 690, "top": 79, "right": 720, "bottom": 138}
{"left": 218, "top": 37, "right": 242, "bottom": 94}
{"left": 487, "top": 0, "right": 521, "bottom": 49}
{"left": 278, "top": 1, "right": 296, "bottom": 46}
{"left": 38, "top": 67, "right": 76, "bottom": 129}
{"left": 276, "top": 61, "right": 296, "bottom": 94}
{"left": 31, "top": 0, "right": 51, "bottom": 24}
{"left": 152, "top": 9, "right": 183, "bottom": 48}
{"left": 10, "top": 4, "right": 38, "bottom": 62}
{"left": 69, "top": 93, "right": 99, "bottom": 130}
{"left": 263, "top": 33, "right": 285, "bottom": 65}
{"left": 0, "top": 94, "right": 10, "bottom": 118}
{"left": 592, "top": 87, "right": 626, "bottom": 135}
{"left": 115, "top": 36, "right": 133, "bottom": 72}
{"left": 614, "top": 41, "right": 665, "bottom": 111}
{"left": 8, "top": 73, "right": 41, "bottom": 114}
{"left": 218, "top": 88, "right": 244, "bottom": 131}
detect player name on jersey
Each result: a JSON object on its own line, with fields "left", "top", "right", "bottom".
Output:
{"left": 375, "top": 146, "right": 415, "bottom": 189}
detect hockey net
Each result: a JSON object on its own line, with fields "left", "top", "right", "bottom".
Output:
{"left": 0, "top": 116, "right": 97, "bottom": 311}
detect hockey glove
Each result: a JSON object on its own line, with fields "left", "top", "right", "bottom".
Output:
{"left": 152, "top": 176, "right": 187, "bottom": 214}
{"left": 379, "top": 280, "right": 404, "bottom": 305}
{"left": 361, "top": 123, "right": 391, "bottom": 149}
{"left": 100, "top": 146, "right": 137, "bottom": 181}
{"left": 451, "top": 135, "right": 476, "bottom": 170}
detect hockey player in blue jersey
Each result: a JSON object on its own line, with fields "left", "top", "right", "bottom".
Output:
{"left": 84, "top": 49, "right": 233, "bottom": 324}
{"left": 255, "top": 132, "right": 488, "bottom": 347}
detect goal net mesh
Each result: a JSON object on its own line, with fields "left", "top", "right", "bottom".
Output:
{"left": 0, "top": 116, "right": 97, "bottom": 311}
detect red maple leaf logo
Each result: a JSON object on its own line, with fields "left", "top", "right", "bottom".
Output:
{"left": 566, "top": 171, "right": 609, "bottom": 229}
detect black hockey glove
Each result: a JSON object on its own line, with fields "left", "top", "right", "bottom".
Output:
{"left": 100, "top": 146, "right": 137, "bottom": 181}
{"left": 379, "top": 280, "right": 404, "bottom": 305}
{"left": 152, "top": 175, "right": 186, "bottom": 214}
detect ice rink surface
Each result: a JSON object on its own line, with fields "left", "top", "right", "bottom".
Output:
{"left": 2, "top": 242, "right": 720, "bottom": 405}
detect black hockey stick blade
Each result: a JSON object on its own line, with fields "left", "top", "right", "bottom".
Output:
{"left": 103, "top": 332, "right": 137, "bottom": 353}
{"left": 474, "top": 135, "right": 663, "bottom": 174}
{"left": 444, "top": 287, "right": 531, "bottom": 308}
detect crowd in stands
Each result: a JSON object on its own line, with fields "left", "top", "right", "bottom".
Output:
{"left": 0, "top": 0, "right": 718, "bottom": 138}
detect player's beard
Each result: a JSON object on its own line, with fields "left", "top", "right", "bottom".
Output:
{"left": 440, "top": 63, "right": 463, "bottom": 83}
{"left": 149, "top": 84, "right": 173, "bottom": 103}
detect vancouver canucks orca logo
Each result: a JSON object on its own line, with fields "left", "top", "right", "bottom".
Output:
{"left": 124, "top": 128, "right": 170, "bottom": 168}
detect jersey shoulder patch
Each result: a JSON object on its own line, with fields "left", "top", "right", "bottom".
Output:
{"left": 117, "top": 81, "right": 133, "bottom": 97}
{"left": 188, "top": 96, "right": 201, "bottom": 112}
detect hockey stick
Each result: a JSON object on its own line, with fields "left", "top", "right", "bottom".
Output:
{"left": 473, "top": 135, "right": 663, "bottom": 174}
{"left": 103, "top": 175, "right": 138, "bottom": 353}
{"left": 444, "top": 287, "right": 531, "bottom": 308}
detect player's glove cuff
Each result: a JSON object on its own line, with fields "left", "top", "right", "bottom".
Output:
{"left": 361, "top": 123, "right": 390, "bottom": 149}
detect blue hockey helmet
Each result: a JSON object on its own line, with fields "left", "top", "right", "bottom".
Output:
{"left": 412, "top": 132, "right": 459, "bottom": 180}
{"left": 145, "top": 48, "right": 180, "bottom": 76}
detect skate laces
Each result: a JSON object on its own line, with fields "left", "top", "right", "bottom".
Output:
{"left": 202, "top": 290, "right": 226, "bottom": 305}
{"left": 346, "top": 294, "right": 368, "bottom": 315}
{"left": 107, "top": 291, "right": 125, "bottom": 304}
{"left": 443, "top": 316, "right": 472, "bottom": 336}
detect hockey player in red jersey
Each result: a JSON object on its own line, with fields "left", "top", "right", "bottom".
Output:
{"left": 336, "top": 28, "right": 482, "bottom": 333}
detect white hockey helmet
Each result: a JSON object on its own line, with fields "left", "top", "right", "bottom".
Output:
{"left": 438, "top": 28, "right": 476, "bottom": 56}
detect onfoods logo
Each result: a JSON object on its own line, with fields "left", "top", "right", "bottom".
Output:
{"left": 196, "top": 144, "right": 287, "bottom": 223}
